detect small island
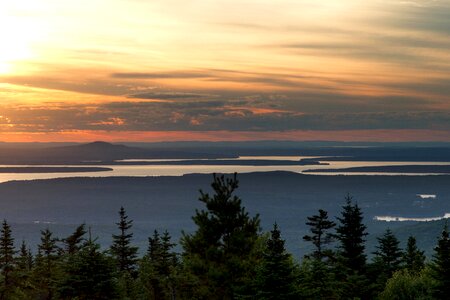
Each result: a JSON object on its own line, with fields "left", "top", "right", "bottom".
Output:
{"left": 0, "top": 167, "right": 113, "bottom": 173}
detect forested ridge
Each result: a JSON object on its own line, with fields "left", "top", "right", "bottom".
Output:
{"left": 0, "top": 174, "right": 449, "bottom": 299}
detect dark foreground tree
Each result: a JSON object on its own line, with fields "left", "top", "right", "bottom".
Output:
{"left": 62, "top": 223, "right": 87, "bottom": 255}
{"left": 139, "top": 230, "right": 178, "bottom": 300}
{"left": 16, "top": 240, "right": 32, "bottom": 272}
{"left": 32, "top": 228, "right": 60, "bottom": 300}
{"left": 431, "top": 223, "right": 450, "bottom": 299}
{"left": 373, "top": 229, "right": 403, "bottom": 277}
{"left": 0, "top": 220, "right": 16, "bottom": 300}
{"left": 303, "top": 209, "right": 335, "bottom": 261}
{"left": 300, "top": 210, "right": 340, "bottom": 298}
{"left": 335, "top": 194, "right": 369, "bottom": 299}
{"left": 181, "top": 174, "right": 260, "bottom": 299}
{"left": 110, "top": 207, "right": 139, "bottom": 274}
{"left": 403, "top": 236, "right": 425, "bottom": 274}
{"left": 59, "top": 236, "right": 119, "bottom": 299}
{"left": 14, "top": 240, "right": 33, "bottom": 298}
{"left": 256, "top": 223, "right": 297, "bottom": 300}
{"left": 371, "top": 229, "right": 403, "bottom": 293}
{"left": 335, "top": 195, "right": 368, "bottom": 272}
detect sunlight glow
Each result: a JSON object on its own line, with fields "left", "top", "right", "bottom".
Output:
{"left": 0, "top": 5, "right": 46, "bottom": 74}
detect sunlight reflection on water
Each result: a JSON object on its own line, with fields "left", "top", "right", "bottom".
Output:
{"left": 1, "top": 158, "right": 450, "bottom": 183}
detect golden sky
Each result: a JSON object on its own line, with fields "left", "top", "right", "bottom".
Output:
{"left": 1, "top": 0, "right": 449, "bottom": 142}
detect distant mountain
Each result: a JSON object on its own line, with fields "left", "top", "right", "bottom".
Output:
{"left": 0, "top": 141, "right": 235, "bottom": 164}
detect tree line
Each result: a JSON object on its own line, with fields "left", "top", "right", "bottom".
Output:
{"left": 0, "top": 174, "right": 449, "bottom": 299}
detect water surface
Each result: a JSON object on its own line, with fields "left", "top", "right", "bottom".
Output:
{"left": 1, "top": 157, "right": 450, "bottom": 183}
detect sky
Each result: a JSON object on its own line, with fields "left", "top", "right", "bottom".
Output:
{"left": 0, "top": 0, "right": 449, "bottom": 142}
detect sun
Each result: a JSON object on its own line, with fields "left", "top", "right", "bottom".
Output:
{"left": 0, "top": 6, "right": 44, "bottom": 74}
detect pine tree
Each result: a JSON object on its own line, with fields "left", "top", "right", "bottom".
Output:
{"left": 147, "top": 230, "right": 162, "bottom": 261}
{"left": 256, "top": 223, "right": 297, "bottom": 300}
{"left": 16, "top": 241, "right": 31, "bottom": 271}
{"left": 335, "top": 194, "right": 369, "bottom": 299}
{"left": 370, "top": 228, "right": 403, "bottom": 295}
{"left": 301, "top": 210, "right": 340, "bottom": 298}
{"left": 14, "top": 240, "right": 33, "bottom": 298}
{"left": 159, "top": 231, "right": 177, "bottom": 277}
{"left": 110, "top": 207, "right": 139, "bottom": 274}
{"left": 0, "top": 220, "right": 16, "bottom": 300}
{"left": 139, "top": 230, "right": 178, "bottom": 300}
{"left": 62, "top": 223, "right": 87, "bottom": 255}
{"left": 59, "top": 235, "right": 119, "bottom": 299}
{"left": 33, "top": 228, "right": 60, "bottom": 300}
{"left": 335, "top": 194, "right": 368, "bottom": 272}
{"left": 430, "top": 223, "right": 450, "bottom": 299}
{"left": 181, "top": 173, "right": 260, "bottom": 299}
{"left": 303, "top": 209, "right": 336, "bottom": 261}
{"left": 298, "top": 257, "right": 341, "bottom": 299}
{"left": 373, "top": 229, "right": 403, "bottom": 277}
{"left": 402, "top": 236, "right": 425, "bottom": 274}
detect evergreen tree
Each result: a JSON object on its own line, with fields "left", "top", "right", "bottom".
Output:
{"left": 402, "top": 236, "right": 425, "bottom": 274}
{"left": 181, "top": 173, "right": 260, "bottom": 299}
{"left": 370, "top": 228, "right": 403, "bottom": 295}
{"left": 110, "top": 207, "right": 139, "bottom": 274}
{"left": 160, "top": 231, "right": 177, "bottom": 276}
{"left": 335, "top": 194, "right": 369, "bottom": 299}
{"left": 335, "top": 194, "right": 368, "bottom": 272}
{"left": 298, "top": 258, "right": 341, "bottom": 299}
{"left": 14, "top": 240, "right": 33, "bottom": 297}
{"left": 373, "top": 229, "right": 403, "bottom": 277}
{"left": 301, "top": 210, "right": 340, "bottom": 298}
{"left": 303, "top": 209, "right": 336, "bottom": 261}
{"left": 430, "top": 223, "right": 450, "bottom": 299}
{"left": 256, "top": 223, "right": 297, "bottom": 300}
{"left": 147, "top": 230, "right": 162, "bottom": 261}
{"left": 0, "top": 220, "right": 16, "bottom": 300}
{"left": 33, "top": 228, "right": 60, "bottom": 300}
{"left": 62, "top": 223, "right": 87, "bottom": 255}
{"left": 16, "top": 241, "right": 32, "bottom": 271}
{"left": 58, "top": 235, "right": 119, "bottom": 299}
{"left": 139, "top": 230, "right": 178, "bottom": 300}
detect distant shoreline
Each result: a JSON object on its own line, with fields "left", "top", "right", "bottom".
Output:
{"left": 0, "top": 167, "right": 113, "bottom": 173}
{"left": 304, "top": 165, "right": 450, "bottom": 174}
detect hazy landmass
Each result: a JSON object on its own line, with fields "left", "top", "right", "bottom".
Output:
{"left": 1, "top": 141, "right": 449, "bottom": 165}
{"left": 0, "top": 141, "right": 236, "bottom": 164}
{"left": 0, "top": 167, "right": 113, "bottom": 173}
{"left": 305, "top": 165, "right": 450, "bottom": 174}
{"left": 111, "top": 159, "right": 327, "bottom": 166}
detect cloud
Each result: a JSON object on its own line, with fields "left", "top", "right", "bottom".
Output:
{"left": 1, "top": 100, "right": 449, "bottom": 133}
{"left": 128, "top": 91, "right": 216, "bottom": 100}
{"left": 111, "top": 72, "right": 211, "bottom": 79}
{"left": 380, "top": 0, "right": 450, "bottom": 34}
